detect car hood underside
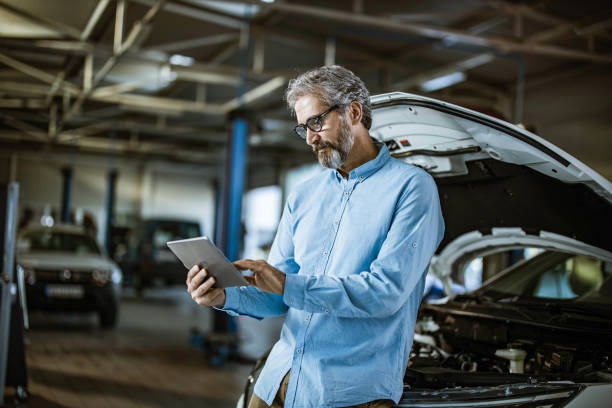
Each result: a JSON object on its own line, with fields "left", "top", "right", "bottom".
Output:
{"left": 370, "top": 93, "right": 612, "bottom": 255}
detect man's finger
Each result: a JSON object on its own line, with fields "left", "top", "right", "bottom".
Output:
{"left": 233, "top": 259, "right": 258, "bottom": 271}
{"left": 194, "top": 287, "right": 222, "bottom": 307}
{"left": 188, "top": 268, "right": 208, "bottom": 293}
{"left": 192, "top": 276, "right": 216, "bottom": 299}
{"left": 244, "top": 275, "right": 256, "bottom": 286}
{"left": 186, "top": 264, "right": 200, "bottom": 284}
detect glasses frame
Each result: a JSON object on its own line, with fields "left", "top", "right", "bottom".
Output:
{"left": 294, "top": 105, "right": 340, "bottom": 140}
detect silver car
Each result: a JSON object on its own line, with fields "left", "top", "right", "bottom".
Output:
{"left": 17, "top": 224, "right": 123, "bottom": 328}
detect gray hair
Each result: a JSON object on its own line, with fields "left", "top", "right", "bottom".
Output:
{"left": 285, "top": 65, "right": 372, "bottom": 130}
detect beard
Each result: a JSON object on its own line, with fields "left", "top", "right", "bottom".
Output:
{"left": 311, "top": 116, "right": 354, "bottom": 169}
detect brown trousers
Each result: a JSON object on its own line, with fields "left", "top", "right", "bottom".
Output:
{"left": 248, "top": 371, "right": 394, "bottom": 408}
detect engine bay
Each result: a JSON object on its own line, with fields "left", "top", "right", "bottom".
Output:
{"left": 407, "top": 310, "right": 612, "bottom": 389}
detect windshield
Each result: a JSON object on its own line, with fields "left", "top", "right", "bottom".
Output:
{"left": 22, "top": 230, "right": 101, "bottom": 255}
{"left": 481, "top": 251, "right": 612, "bottom": 304}
{"left": 145, "top": 220, "right": 201, "bottom": 248}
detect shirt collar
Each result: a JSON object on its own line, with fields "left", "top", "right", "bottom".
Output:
{"left": 333, "top": 143, "right": 390, "bottom": 182}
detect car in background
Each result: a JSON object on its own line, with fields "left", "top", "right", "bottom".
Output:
{"left": 236, "top": 92, "right": 612, "bottom": 407}
{"left": 133, "top": 217, "right": 202, "bottom": 293}
{"left": 17, "top": 224, "right": 123, "bottom": 328}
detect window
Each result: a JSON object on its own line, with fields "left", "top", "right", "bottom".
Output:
{"left": 533, "top": 255, "right": 605, "bottom": 299}
{"left": 24, "top": 231, "right": 100, "bottom": 255}
{"left": 483, "top": 251, "right": 612, "bottom": 302}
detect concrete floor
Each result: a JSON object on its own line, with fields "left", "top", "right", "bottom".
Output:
{"left": 4, "top": 286, "right": 254, "bottom": 408}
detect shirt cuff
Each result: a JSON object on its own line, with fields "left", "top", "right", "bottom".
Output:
{"left": 213, "top": 286, "right": 240, "bottom": 316}
{"left": 283, "top": 273, "right": 307, "bottom": 310}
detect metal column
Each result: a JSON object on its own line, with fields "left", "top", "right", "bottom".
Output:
{"left": 223, "top": 117, "right": 248, "bottom": 262}
{"left": 60, "top": 166, "right": 73, "bottom": 223}
{"left": 0, "top": 183, "right": 20, "bottom": 403}
{"left": 209, "top": 116, "right": 248, "bottom": 362}
{"left": 206, "top": 5, "right": 253, "bottom": 365}
{"left": 105, "top": 169, "right": 118, "bottom": 253}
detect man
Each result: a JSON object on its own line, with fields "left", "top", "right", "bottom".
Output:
{"left": 187, "top": 65, "right": 445, "bottom": 408}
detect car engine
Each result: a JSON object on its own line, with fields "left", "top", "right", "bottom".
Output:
{"left": 407, "top": 312, "right": 612, "bottom": 388}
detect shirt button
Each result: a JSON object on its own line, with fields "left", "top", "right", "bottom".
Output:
{"left": 290, "top": 301, "right": 294, "bottom": 305}
{"left": 325, "top": 309, "right": 329, "bottom": 313}
{"left": 412, "top": 242, "right": 417, "bottom": 248}
{"left": 334, "top": 220, "right": 338, "bottom": 224}
{"left": 296, "top": 348, "right": 302, "bottom": 354}
{"left": 359, "top": 176, "right": 364, "bottom": 180}
{"left": 305, "top": 316, "right": 310, "bottom": 321}
{"left": 323, "top": 251, "right": 328, "bottom": 255}
{"left": 344, "top": 192, "right": 348, "bottom": 196}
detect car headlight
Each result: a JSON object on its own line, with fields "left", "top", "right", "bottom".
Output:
{"left": 111, "top": 269, "right": 122, "bottom": 284}
{"left": 92, "top": 269, "right": 111, "bottom": 285}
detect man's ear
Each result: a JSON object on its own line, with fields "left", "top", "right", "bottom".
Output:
{"left": 348, "top": 101, "right": 363, "bottom": 126}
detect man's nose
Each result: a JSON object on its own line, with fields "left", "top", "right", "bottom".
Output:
{"left": 306, "top": 128, "right": 321, "bottom": 145}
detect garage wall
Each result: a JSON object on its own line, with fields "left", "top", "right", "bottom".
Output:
{"left": 141, "top": 163, "right": 216, "bottom": 237}
{"left": 522, "top": 65, "right": 612, "bottom": 180}
{"left": 13, "top": 153, "right": 216, "bottom": 243}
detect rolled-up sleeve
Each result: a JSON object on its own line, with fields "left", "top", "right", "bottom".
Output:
{"left": 283, "top": 172, "right": 444, "bottom": 318}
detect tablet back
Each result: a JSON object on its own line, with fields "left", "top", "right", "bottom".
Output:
{"left": 167, "top": 236, "right": 248, "bottom": 288}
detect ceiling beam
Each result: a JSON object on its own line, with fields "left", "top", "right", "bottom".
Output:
{"left": 0, "top": 80, "right": 228, "bottom": 116}
{"left": 0, "top": 52, "right": 79, "bottom": 92}
{"left": 173, "top": 67, "right": 241, "bottom": 86}
{"left": 65, "top": 0, "right": 167, "bottom": 121}
{"left": 0, "top": 39, "right": 95, "bottom": 53}
{"left": 493, "top": 2, "right": 566, "bottom": 27}
{"left": 131, "top": 0, "right": 244, "bottom": 30}
{"left": 0, "top": 112, "right": 48, "bottom": 141}
{"left": 144, "top": 32, "right": 239, "bottom": 53}
{"left": 0, "top": 129, "right": 225, "bottom": 162}
{"left": 114, "top": 0, "right": 126, "bottom": 55}
{"left": 41, "top": 0, "right": 111, "bottom": 111}
{"left": 217, "top": 0, "right": 612, "bottom": 63}
{"left": 221, "top": 76, "right": 286, "bottom": 112}
{"left": 81, "top": 0, "right": 111, "bottom": 41}
{"left": 0, "top": 0, "right": 82, "bottom": 39}
{"left": 391, "top": 54, "right": 495, "bottom": 91}
{"left": 576, "top": 18, "right": 612, "bottom": 38}
{"left": 0, "top": 98, "right": 46, "bottom": 109}
{"left": 92, "top": 92, "right": 226, "bottom": 115}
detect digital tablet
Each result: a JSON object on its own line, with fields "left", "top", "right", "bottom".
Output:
{"left": 166, "top": 236, "right": 249, "bottom": 288}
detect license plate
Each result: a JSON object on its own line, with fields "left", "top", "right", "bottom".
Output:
{"left": 45, "top": 284, "right": 85, "bottom": 299}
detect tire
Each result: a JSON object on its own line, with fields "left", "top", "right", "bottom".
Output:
{"left": 99, "top": 303, "right": 118, "bottom": 329}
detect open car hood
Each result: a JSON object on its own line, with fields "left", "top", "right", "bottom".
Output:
{"left": 370, "top": 92, "right": 612, "bottom": 257}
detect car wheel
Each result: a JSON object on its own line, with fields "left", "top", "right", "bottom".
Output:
{"left": 99, "top": 304, "right": 118, "bottom": 329}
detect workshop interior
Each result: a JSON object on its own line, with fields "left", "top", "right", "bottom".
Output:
{"left": 0, "top": 0, "right": 611, "bottom": 407}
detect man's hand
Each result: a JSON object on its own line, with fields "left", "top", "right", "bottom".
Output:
{"left": 233, "top": 259, "right": 286, "bottom": 295}
{"left": 186, "top": 265, "right": 226, "bottom": 307}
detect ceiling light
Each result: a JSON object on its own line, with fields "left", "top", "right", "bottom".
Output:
{"left": 169, "top": 54, "right": 194, "bottom": 66}
{"left": 420, "top": 72, "right": 466, "bottom": 92}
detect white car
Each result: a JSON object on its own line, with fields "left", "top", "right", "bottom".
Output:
{"left": 17, "top": 224, "right": 123, "bottom": 328}
{"left": 237, "top": 93, "right": 612, "bottom": 407}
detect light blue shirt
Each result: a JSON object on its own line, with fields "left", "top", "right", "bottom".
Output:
{"left": 222, "top": 145, "right": 445, "bottom": 407}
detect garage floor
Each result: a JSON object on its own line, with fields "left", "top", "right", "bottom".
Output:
{"left": 4, "top": 287, "right": 252, "bottom": 408}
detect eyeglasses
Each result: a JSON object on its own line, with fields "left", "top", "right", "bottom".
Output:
{"left": 294, "top": 105, "right": 340, "bottom": 140}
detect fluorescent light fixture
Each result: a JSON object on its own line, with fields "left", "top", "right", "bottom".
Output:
{"left": 261, "top": 0, "right": 275, "bottom": 3}
{"left": 420, "top": 71, "right": 466, "bottom": 92}
{"left": 169, "top": 54, "right": 194, "bottom": 66}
